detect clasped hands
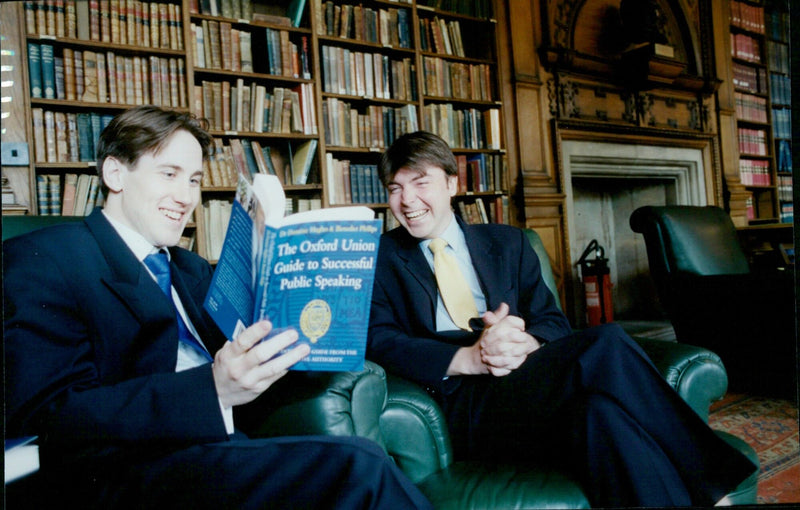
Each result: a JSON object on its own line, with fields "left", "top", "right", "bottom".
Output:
{"left": 448, "top": 303, "right": 541, "bottom": 377}
{"left": 212, "top": 320, "right": 310, "bottom": 409}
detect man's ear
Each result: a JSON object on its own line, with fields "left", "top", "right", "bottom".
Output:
{"left": 102, "top": 157, "right": 125, "bottom": 194}
{"left": 447, "top": 174, "right": 458, "bottom": 196}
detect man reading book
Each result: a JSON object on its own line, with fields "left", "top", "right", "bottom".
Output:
{"left": 4, "top": 106, "right": 431, "bottom": 509}
{"left": 367, "top": 131, "right": 757, "bottom": 507}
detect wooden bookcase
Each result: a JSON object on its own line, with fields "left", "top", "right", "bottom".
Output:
{"left": 729, "top": 0, "right": 783, "bottom": 224}
{"left": 4, "top": 0, "right": 510, "bottom": 262}
{"left": 764, "top": 0, "right": 791, "bottom": 224}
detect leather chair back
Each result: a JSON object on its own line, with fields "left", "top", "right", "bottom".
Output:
{"left": 2, "top": 215, "right": 84, "bottom": 242}
{"left": 524, "top": 228, "right": 562, "bottom": 310}
{"left": 629, "top": 206, "right": 750, "bottom": 277}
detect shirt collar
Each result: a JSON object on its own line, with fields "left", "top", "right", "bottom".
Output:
{"left": 420, "top": 214, "right": 466, "bottom": 253}
{"left": 102, "top": 210, "right": 166, "bottom": 262}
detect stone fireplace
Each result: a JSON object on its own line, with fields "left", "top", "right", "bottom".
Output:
{"left": 560, "top": 140, "right": 711, "bottom": 326}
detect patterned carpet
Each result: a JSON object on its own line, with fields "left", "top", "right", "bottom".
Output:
{"left": 708, "top": 393, "right": 800, "bottom": 504}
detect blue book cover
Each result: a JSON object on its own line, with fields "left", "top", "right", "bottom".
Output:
{"left": 204, "top": 174, "right": 381, "bottom": 371}
{"left": 286, "top": 0, "right": 307, "bottom": 28}
{"left": 27, "top": 43, "right": 42, "bottom": 98}
{"left": 40, "top": 44, "right": 56, "bottom": 99}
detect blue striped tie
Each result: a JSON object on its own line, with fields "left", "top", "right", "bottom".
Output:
{"left": 144, "top": 251, "right": 213, "bottom": 362}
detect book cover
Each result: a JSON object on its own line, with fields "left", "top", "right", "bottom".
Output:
{"left": 291, "top": 139, "right": 317, "bottom": 185}
{"left": 286, "top": 0, "right": 306, "bottom": 28}
{"left": 5, "top": 436, "right": 39, "bottom": 484}
{"left": 40, "top": 44, "right": 56, "bottom": 99}
{"left": 61, "top": 173, "right": 78, "bottom": 215}
{"left": 27, "top": 43, "right": 43, "bottom": 99}
{"left": 204, "top": 174, "right": 381, "bottom": 371}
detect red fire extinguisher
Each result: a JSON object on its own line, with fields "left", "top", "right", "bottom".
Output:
{"left": 576, "top": 240, "right": 613, "bottom": 327}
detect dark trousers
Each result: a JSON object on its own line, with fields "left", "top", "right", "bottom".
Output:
{"left": 12, "top": 435, "right": 432, "bottom": 510}
{"left": 439, "top": 323, "right": 757, "bottom": 507}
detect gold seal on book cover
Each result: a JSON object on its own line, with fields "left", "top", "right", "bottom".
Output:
{"left": 300, "top": 299, "right": 331, "bottom": 343}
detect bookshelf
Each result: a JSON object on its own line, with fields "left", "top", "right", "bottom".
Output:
{"left": 187, "top": 1, "right": 321, "bottom": 260}
{"left": 15, "top": 0, "right": 194, "bottom": 243}
{"left": 729, "top": 0, "right": 782, "bottom": 224}
{"left": 5, "top": 0, "right": 511, "bottom": 261}
{"left": 765, "top": 0, "right": 791, "bottom": 224}
{"left": 315, "top": 0, "right": 508, "bottom": 225}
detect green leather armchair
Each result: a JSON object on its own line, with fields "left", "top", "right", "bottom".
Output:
{"left": 630, "top": 205, "right": 796, "bottom": 395}
{"left": 3, "top": 217, "right": 759, "bottom": 508}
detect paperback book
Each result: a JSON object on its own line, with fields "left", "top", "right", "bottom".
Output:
{"left": 204, "top": 174, "right": 381, "bottom": 371}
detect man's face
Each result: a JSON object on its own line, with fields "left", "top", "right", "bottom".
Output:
{"left": 387, "top": 164, "right": 457, "bottom": 240}
{"left": 103, "top": 129, "right": 204, "bottom": 248}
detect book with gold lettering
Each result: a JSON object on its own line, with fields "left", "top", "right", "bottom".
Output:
{"left": 204, "top": 174, "right": 381, "bottom": 371}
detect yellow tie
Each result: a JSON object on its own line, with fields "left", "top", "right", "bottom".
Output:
{"left": 429, "top": 238, "right": 479, "bottom": 331}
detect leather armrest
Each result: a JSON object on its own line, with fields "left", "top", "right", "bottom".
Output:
{"left": 634, "top": 337, "right": 727, "bottom": 422}
{"left": 243, "top": 361, "right": 388, "bottom": 448}
{"left": 381, "top": 374, "right": 453, "bottom": 483}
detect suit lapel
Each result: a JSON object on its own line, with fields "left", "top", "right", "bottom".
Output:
{"left": 392, "top": 229, "right": 438, "bottom": 329}
{"left": 462, "top": 221, "right": 505, "bottom": 311}
{"left": 85, "top": 210, "right": 178, "bottom": 343}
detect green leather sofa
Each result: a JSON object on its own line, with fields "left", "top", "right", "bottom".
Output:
{"left": 3, "top": 216, "right": 759, "bottom": 508}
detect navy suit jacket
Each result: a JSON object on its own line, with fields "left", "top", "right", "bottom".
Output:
{"left": 368, "top": 217, "right": 572, "bottom": 391}
{"left": 4, "top": 209, "right": 230, "bottom": 466}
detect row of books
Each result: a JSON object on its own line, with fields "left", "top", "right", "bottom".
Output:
{"left": 422, "top": 57, "right": 493, "bottom": 102}
{"left": 454, "top": 152, "right": 505, "bottom": 193}
{"left": 315, "top": 1, "right": 411, "bottom": 49}
{"left": 36, "top": 173, "right": 104, "bottom": 216}
{"left": 771, "top": 109, "right": 792, "bottom": 139}
{"left": 767, "top": 41, "right": 790, "bottom": 74}
{"left": 732, "top": 61, "right": 767, "bottom": 94}
{"left": 729, "top": 0, "right": 764, "bottom": 34}
{"left": 766, "top": 9, "right": 790, "bottom": 42}
{"left": 31, "top": 109, "right": 113, "bottom": 163}
{"left": 191, "top": 20, "right": 253, "bottom": 73}
{"left": 776, "top": 140, "right": 792, "bottom": 174}
{"left": 321, "top": 97, "right": 418, "bottom": 149}
{"left": 201, "top": 199, "right": 232, "bottom": 261}
{"left": 416, "top": 0, "right": 492, "bottom": 18}
{"left": 770, "top": 74, "right": 791, "bottom": 107}
{"left": 321, "top": 46, "right": 417, "bottom": 102}
{"left": 734, "top": 92, "right": 768, "bottom": 123}
{"left": 779, "top": 202, "right": 793, "bottom": 224}
{"left": 422, "top": 105, "right": 502, "bottom": 151}
{"left": 189, "top": 0, "right": 252, "bottom": 20}
{"left": 730, "top": 33, "right": 761, "bottom": 63}
{"left": 24, "top": 0, "right": 184, "bottom": 50}
{"left": 745, "top": 196, "right": 754, "bottom": 221}
{"left": 456, "top": 196, "right": 507, "bottom": 225}
{"left": 738, "top": 159, "right": 771, "bottom": 186}
{"left": 324, "top": 158, "right": 388, "bottom": 205}
{"left": 778, "top": 175, "right": 792, "bottom": 202}
{"left": 194, "top": 80, "right": 317, "bottom": 136}
{"left": 203, "top": 138, "right": 318, "bottom": 188}
{"left": 29, "top": 43, "right": 187, "bottom": 108}
{"left": 737, "top": 128, "right": 767, "bottom": 156}
{"left": 201, "top": 194, "right": 328, "bottom": 260}
{"left": 419, "top": 17, "right": 465, "bottom": 58}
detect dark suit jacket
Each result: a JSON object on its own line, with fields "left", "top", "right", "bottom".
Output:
{"left": 368, "top": 217, "right": 572, "bottom": 391}
{"left": 4, "top": 209, "right": 230, "bottom": 466}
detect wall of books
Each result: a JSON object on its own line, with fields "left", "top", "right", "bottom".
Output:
{"left": 765, "top": 0, "right": 791, "bottom": 224}
{"left": 730, "top": 0, "right": 791, "bottom": 224}
{"left": 11, "top": 0, "right": 509, "bottom": 261}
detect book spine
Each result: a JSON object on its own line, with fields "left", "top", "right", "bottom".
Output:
{"left": 27, "top": 43, "right": 43, "bottom": 99}
{"left": 40, "top": 44, "right": 56, "bottom": 99}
